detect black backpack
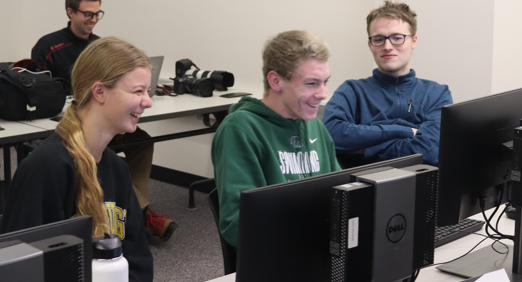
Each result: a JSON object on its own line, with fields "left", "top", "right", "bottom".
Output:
{"left": 0, "top": 69, "right": 68, "bottom": 121}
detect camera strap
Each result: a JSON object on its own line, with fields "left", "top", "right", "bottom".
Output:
{"left": 203, "top": 110, "right": 228, "bottom": 128}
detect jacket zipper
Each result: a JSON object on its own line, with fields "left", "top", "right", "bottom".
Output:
{"left": 396, "top": 77, "right": 401, "bottom": 117}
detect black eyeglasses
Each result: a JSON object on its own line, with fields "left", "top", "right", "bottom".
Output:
{"left": 76, "top": 9, "right": 105, "bottom": 20}
{"left": 368, "top": 34, "right": 412, "bottom": 47}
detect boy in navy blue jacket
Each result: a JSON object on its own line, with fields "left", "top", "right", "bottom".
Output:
{"left": 323, "top": 1, "right": 452, "bottom": 167}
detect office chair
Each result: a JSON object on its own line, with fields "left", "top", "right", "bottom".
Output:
{"left": 207, "top": 188, "right": 237, "bottom": 275}
{"left": 188, "top": 178, "right": 215, "bottom": 209}
{"left": 336, "top": 152, "right": 365, "bottom": 169}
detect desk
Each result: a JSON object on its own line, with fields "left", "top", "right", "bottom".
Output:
{"left": 0, "top": 119, "right": 50, "bottom": 209}
{"left": 205, "top": 210, "right": 518, "bottom": 282}
{"left": 0, "top": 119, "right": 49, "bottom": 146}
{"left": 19, "top": 90, "right": 257, "bottom": 130}
{"left": 18, "top": 89, "right": 259, "bottom": 150}
{"left": 1, "top": 89, "right": 257, "bottom": 209}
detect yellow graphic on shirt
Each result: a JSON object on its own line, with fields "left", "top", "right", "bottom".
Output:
{"left": 104, "top": 202, "right": 127, "bottom": 239}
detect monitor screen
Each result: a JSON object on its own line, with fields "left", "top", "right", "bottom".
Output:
{"left": 236, "top": 154, "right": 423, "bottom": 282}
{"left": 148, "top": 56, "right": 164, "bottom": 97}
{"left": 437, "top": 88, "right": 522, "bottom": 226}
{"left": 0, "top": 216, "right": 92, "bottom": 282}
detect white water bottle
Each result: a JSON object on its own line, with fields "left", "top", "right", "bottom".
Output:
{"left": 92, "top": 234, "right": 129, "bottom": 282}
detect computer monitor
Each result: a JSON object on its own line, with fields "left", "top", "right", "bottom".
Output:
{"left": 148, "top": 56, "right": 164, "bottom": 97}
{"left": 437, "top": 88, "right": 522, "bottom": 227}
{"left": 436, "top": 88, "right": 522, "bottom": 280}
{"left": 235, "top": 154, "right": 423, "bottom": 282}
{"left": 0, "top": 216, "right": 93, "bottom": 282}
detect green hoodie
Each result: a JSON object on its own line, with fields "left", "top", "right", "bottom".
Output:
{"left": 212, "top": 96, "right": 341, "bottom": 247}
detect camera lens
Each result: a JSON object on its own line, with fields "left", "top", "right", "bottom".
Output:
{"left": 187, "top": 78, "right": 215, "bottom": 97}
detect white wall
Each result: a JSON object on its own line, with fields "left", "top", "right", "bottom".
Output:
{"left": 492, "top": 0, "right": 522, "bottom": 94}
{"left": 96, "top": 0, "right": 374, "bottom": 96}
{"left": 405, "top": 0, "right": 494, "bottom": 103}
{"left": 4, "top": 0, "right": 521, "bottom": 178}
{"left": 0, "top": 2, "right": 23, "bottom": 61}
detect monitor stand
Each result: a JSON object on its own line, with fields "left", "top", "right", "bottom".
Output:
{"left": 436, "top": 244, "right": 522, "bottom": 281}
{"left": 437, "top": 205, "right": 522, "bottom": 281}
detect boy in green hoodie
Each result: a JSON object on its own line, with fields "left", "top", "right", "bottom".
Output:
{"left": 212, "top": 30, "right": 341, "bottom": 248}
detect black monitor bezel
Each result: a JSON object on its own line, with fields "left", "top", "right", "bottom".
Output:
{"left": 437, "top": 88, "right": 522, "bottom": 226}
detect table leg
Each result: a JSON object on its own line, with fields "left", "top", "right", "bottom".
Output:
{"left": 1, "top": 146, "right": 12, "bottom": 213}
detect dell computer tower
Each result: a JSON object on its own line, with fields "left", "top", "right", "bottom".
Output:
{"left": 401, "top": 164, "right": 437, "bottom": 269}
{"left": 331, "top": 182, "right": 375, "bottom": 282}
{"left": 29, "top": 235, "right": 85, "bottom": 282}
{"left": 0, "top": 240, "right": 45, "bottom": 282}
{"left": 330, "top": 166, "right": 438, "bottom": 282}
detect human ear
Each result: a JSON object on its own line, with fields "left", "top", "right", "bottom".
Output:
{"left": 66, "top": 7, "right": 75, "bottom": 19}
{"left": 91, "top": 82, "right": 106, "bottom": 104}
{"left": 411, "top": 35, "right": 418, "bottom": 50}
{"left": 267, "top": 70, "right": 282, "bottom": 92}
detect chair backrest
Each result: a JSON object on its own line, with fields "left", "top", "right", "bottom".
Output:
{"left": 208, "top": 188, "right": 237, "bottom": 274}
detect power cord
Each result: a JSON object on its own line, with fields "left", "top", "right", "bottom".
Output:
{"left": 480, "top": 180, "right": 514, "bottom": 240}
{"left": 423, "top": 232, "right": 508, "bottom": 269}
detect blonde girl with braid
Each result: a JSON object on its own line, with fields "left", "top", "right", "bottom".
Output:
{"left": 1, "top": 36, "right": 154, "bottom": 282}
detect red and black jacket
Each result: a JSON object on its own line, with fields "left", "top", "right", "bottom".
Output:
{"left": 31, "top": 22, "right": 99, "bottom": 85}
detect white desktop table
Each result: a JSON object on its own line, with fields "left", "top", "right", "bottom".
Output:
{"left": 205, "top": 210, "right": 518, "bottom": 282}
{"left": 0, "top": 119, "right": 50, "bottom": 209}
{"left": 18, "top": 88, "right": 259, "bottom": 131}
{"left": 0, "top": 119, "right": 49, "bottom": 146}
{"left": 16, "top": 89, "right": 258, "bottom": 156}
{"left": 1, "top": 88, "right": 259, "bottom": 210}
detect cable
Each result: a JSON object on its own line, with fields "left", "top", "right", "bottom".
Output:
{"left": 497, "top": 202, "right": 511, "bottom": 231}
{"left": 480, "top": 180, "right": 514, "bottom": 240}
{"left": 423, "top": 232, "right": 509, "bottom": 269}
{"left": 402, "top": 268, "right": 419, "bottom": 282}
{"left": 12, "top": 67, "right": 53, "bottom": 77}
{"left": 156, "top": 84, "right": 172, "bottom": 95}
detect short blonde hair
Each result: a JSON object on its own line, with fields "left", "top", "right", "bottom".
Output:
{"left": 367, "top": 1, "right": 418, "bottom": 35}
{"left": 262, "top": 30, "right": 330, "bottom": 92}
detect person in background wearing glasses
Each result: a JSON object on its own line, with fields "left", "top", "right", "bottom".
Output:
{"left": 30, "top": 0, "right": 177, "bottom": 242}
{"left": 32, "top": 0, "right": 104, "bottom": 83}
{"left": 323, "top": 1, "right": 452, "bottom": 167}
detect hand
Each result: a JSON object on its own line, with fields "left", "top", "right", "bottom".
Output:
{"left": 412, "top": 128, "right": 418, "bottom": 135}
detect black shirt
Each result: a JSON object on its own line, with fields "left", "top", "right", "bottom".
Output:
{"left": 31, "top": 22, "right": 99, "bottom": 84}
{"left": 1, "top": 134, "right": 153, "bottom": 282}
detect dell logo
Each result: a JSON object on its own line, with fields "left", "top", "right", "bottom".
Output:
{"left": 386, "top": 214, "right": 406, "bottom": 243}
{"left": 388, "top": 224, "right": 405, "bottom": 233}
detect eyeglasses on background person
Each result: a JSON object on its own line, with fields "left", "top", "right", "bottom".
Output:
{"left": 368, "top": 34, "right": 413, "bottom": 47}
{"left": 76, "top": 9, "right": 105, "bottom": 20}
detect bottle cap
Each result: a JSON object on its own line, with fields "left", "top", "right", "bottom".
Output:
{"left": 92, "top": 233, "right": 122, "bottom": 259}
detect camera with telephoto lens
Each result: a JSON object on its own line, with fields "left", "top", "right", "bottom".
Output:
{"left": 173, "top": 59, "right": 215, "bottom": 97}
